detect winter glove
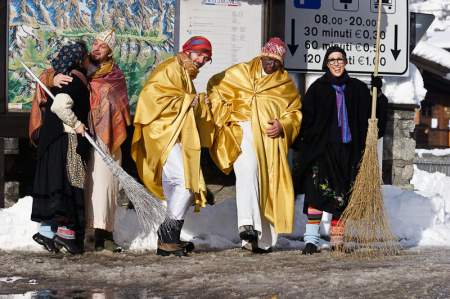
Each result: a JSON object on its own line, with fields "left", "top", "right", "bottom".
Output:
{"left": 371, "top": 75, "right": 383, "bottom": 95}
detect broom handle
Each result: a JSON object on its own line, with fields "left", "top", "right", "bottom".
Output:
{"left": 371, "top": 0, "right": 383, "bottom": 120}
{"left": 19, "top": 59, "right": 108, "bottom": 159}
{"left": 84, "top": 133, "right": 108, "bottom": 160}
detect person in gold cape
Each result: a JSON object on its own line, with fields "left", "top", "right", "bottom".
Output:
{"left": 29, "top": 30, "right": 131, "bottom": 252}
{"left": 131, "top": 36, "right": 212, "bottom": 257}
{"left": 203, "top": 38, "right": 302, "bottom": 253}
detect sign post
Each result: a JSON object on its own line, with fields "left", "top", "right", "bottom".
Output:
{"left": 285, "top": 0, "right": 409, "bottom": 76}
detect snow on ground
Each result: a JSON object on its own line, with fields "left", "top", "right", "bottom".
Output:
{"left": 1, "top": 164, "right": 450, "bottom": 252}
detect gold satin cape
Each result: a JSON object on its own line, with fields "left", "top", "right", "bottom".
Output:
{"left": 131, "top": 56, "right": 207, "bottom": 210}
{"left": 204, "top": 57, "right": 302, "bottom": 233}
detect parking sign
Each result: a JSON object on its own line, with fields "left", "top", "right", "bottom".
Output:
{"left": 285, "top": 0, "right": 409, "bottom": 76}
{"left": 294, "top": 0, "right": 321, "bottom": 9}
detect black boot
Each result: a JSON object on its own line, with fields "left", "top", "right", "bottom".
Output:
{"left": 157, "top": 219, "right": 189, "bottom": 256}
{"left": 95, "top": 229, "right": 122, "bottom": 252}
{"left": 94, "top": 230, "right": 105, "bottom": 251}
{"left": 252, "top": 247, "right": 273, "bottom": 254}
{"left": 32, "top": 233, "right": 59, "bottom": 253}
{"left": 206, "top": 188, "right": 215, "bottom": 205}
{"left": 180, "top": 241, "right": 195, "bottom": 253}
{"left": 54, "top": 235, "right": 83, "bottom": 255}
{"left": 239, "top": 225, "right": 258, "bottom": 242}
{"left": 157, "top": 219, "right": 183, "bottom": 243}
{"left": 302, "top": 243, "right": 319, "bottom": 255}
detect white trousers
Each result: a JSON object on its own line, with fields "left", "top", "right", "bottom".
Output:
{"left": 234, "top": 121, "right": 278, "bottom": 250}
{"left": 84, "top": 146, "right": 121, "bottom": 232}
{"left": 162, "top": 143, "right": 193, "bottom": 220}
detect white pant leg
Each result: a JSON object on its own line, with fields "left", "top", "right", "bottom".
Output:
{"left": 234, "top": 121, "right": 278, "bottom": 249}
{"left": 257, "top": 217, "right": 278, "bottom": 250}
{"left": 234, "top": 121, "right": 260, "bottom": 230}
{"left": 85, "top": 146, "right": 121, "bottom": 232}
{"left": 162, "top": 143, "right": 193, "bottom": 220}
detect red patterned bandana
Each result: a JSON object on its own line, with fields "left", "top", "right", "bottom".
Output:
{"left": 182, "top": 36, "right": 212, "bottom": 58}
{"left": 261, "top": 37, "right": 287, "bottom": 63}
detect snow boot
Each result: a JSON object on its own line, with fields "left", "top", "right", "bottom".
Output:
{"left": 54, "top": 235, "right": 83, "bottom": 255}
{"left": 180, "top": 241, "right": 195, "bottom": 253}
{"left": 239, "top": 225, "right": 258, "bottom": 243}
{"left": 32, "top": 233, "right": 59, "bottom": 253}
{"left": 302, "top": 243, "right": 319, "bottom": 255}
{"left": 156, "top": 241, "right": 187, "bottom": 257}
{"left": 94, "top": 229, "right": 122, "bottom": 252}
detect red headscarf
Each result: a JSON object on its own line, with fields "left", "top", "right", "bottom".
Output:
{"left": 182, "top": 36, "right": 212, "bottom": 58}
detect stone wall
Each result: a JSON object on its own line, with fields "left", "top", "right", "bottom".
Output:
{"left": 382, "top": 104, "right": 418, "bottom": 190}
{"left": 4, "top": 138, "right": 20, "bottom": 207}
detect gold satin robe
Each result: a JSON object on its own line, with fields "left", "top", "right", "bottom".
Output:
{"left": 203, "top": 57, "right": 302, "bottom": 233}
{"left": 131, "top": 56, "right": 207, "bottom": 210}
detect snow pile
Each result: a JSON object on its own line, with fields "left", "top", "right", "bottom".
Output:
{"left": 383, "top": 63, "right": 427, "bottom": 105}
{"left": 2, "top": 166, "right": 450, "bottom": 251}
{"left": 408, "top": 167, "right": 450, "bottom": 246}
{"left": 412, "top": 41, "right": 450, "bottom": 70}
{"left": 416, "top": 148, "right": 450, "bottom": 157}
{"left": 0, "top": 197, "right": 41, "bottom": 251}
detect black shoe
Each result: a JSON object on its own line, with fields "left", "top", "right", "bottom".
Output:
{"left": 239, "top": 225, "right": 258, "bottom": 242}
{"left": 206, "top": 188, "right": 215, "bottom": 205}
{"left": 54, "top": 235, "right": 83, "bottom": 255}
{"left": 302, "top": 243, "right": 319, "bottom": 255}
{"left": 95, "top": 229, "right": 120, "bottom": 252}
{"left": 252, "top": 247, "right": 272, "bottom": 254}
{"left": 180, "top": 241, "right": 195, "bottom": 253}
{"left": 32, "top": 233, "right": 59, "bottom": 253}
{"left": 103, "top": 240, "right": 123, "bottom": 253}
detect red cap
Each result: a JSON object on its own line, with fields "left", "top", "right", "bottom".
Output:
{"left": 182, "top": 36, "right": 212, "bottom": 58}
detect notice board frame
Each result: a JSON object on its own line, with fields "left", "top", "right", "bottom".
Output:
{"left": 0, "top": 1, "right": 29, "bottom": 138}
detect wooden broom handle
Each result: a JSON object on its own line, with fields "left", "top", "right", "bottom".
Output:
{"left": 371, "top": 0, "right": 383, "bottom": 120}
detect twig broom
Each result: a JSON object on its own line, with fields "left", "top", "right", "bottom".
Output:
{"left": 337, "top": 0, "right": 400, "bottom": 256}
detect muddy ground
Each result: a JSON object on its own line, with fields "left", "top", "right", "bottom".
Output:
{"left": 1, "top": 247, "right": 450, "bottom": 298}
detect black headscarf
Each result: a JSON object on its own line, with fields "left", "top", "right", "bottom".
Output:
{"left": 51, "top": 42, "right": 88, "bottom": 75}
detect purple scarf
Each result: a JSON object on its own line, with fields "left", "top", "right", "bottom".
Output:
{"left": 332, "top": 84, "right": 352, "bottom": 143}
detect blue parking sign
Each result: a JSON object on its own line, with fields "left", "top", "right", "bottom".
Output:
{"left": 294, "top": 0, "right": 321, "bottom": 9}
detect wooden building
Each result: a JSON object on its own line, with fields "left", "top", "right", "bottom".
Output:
{"left": 412, "top": 43, "right": 450, "bottom": 148}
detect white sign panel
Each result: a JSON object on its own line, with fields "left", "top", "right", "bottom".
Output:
{"left": 178, "top": 0, "right": 264, "bottom": 91}
{"left": 285, "top": 0, "right": 409, "bottom": 76}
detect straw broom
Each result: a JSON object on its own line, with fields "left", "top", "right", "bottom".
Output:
{"left": 337, "top": 0, "right": 400, "bottom": 256}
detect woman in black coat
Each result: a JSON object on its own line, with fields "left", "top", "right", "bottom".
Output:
{"left": 295, "top": 46, "right": 388, "bottom": 254}
{"left": 31, "top": 42, "right": 91, "bottom": 254}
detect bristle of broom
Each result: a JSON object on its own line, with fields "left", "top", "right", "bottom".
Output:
{"left": 337, "top": 119, "right": 401, "bottom": 257}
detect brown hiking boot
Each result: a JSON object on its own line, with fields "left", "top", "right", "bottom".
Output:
{"left": 156, "top": 241, "right": 187, "bottom": 257}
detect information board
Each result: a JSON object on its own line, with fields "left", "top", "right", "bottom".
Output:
{"left": 178, "top": 0, "right": 264, "bottom": 91}
{"left": 285, "top": 0, "right": 409, "bottom": 76}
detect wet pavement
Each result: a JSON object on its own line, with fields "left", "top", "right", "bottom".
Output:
{"left": 1, "top": 247, "right": 450, "bottom": 298}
